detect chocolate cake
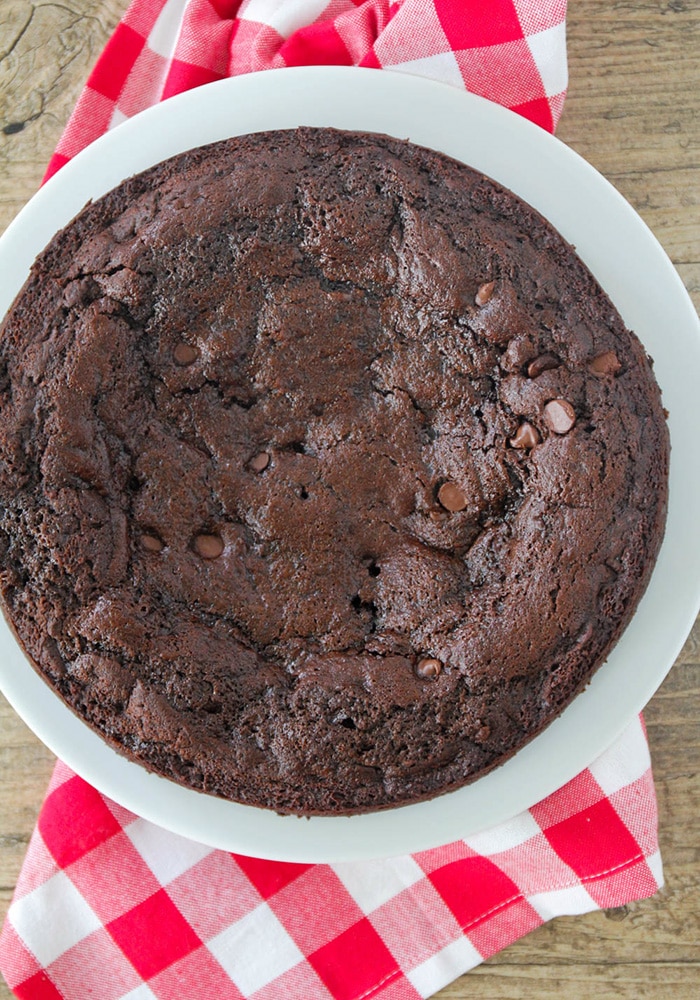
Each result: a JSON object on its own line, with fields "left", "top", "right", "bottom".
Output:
{"left": 0, "top": 128, "right": 669, "bottom": 815}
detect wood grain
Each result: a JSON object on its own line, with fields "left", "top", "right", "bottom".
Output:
{"left": 0, "top": 2, "right": 698, "bottom": 998}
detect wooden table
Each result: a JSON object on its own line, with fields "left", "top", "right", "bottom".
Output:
{"left": 0, "top": 2, "right": 698, "bottom": 996}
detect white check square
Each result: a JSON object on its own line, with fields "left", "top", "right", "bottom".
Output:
{"left": 589, "top": 717, "right": 651, "bottom": 796}
{"left": 333, "top": 855, "right": 424, "bottom": 913}
{"left": 647, "top": 850, "right": 664, "bottom": 889}
{"left": 239, "top": 0, "right": 332, "bottom": 38}
{"left": 465, "top": 810, "right": 542, "bottom": 855}
{"left": 120, "top": 986, "right": 159, "bottom": 1000}
{"left": 125, "top": 818, "right": 212, "bottom": 885}
{"left": 391, "top": 52, "right": 465, "bottom": 90}
{"left": 407, "top": 937, "right": 482, "bottom": 998}
{"left": 527, "top": 883, "right": 597, "bottom": 920}
{"left": 207, "top": 901, "right": 304, "bottom": 995}
{"left": 9, "top": 871, "right": 101, "bottom": 967}
{"left": 147, "top": 0, "right": 190, "bottom": 58}
{"left": 526, "top": 21, "right": 568, "bottom": 97}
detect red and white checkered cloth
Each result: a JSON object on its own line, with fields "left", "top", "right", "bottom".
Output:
{"left": 1, "top": 720, "right": 662, "bottom": 1000}
{"left": 1, "top": 2, "right": 666, "bottom": 998}
{"left": 46, "top": 0, "right": 569, "bottom": 179}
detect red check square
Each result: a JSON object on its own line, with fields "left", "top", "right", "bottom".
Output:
{"left": 107, "top": 888, "right": 202, "bottom": 980}
{"left": 370, "top": 879, "right": 462, "bottom": 971}
{"left": 585, "top": 857, "right": 659, "bottom": 910}
{"left": 435, "top": 0, "right": 525, "bottom": 48}
{"left": 308, "top": 917, "right": 401, "bottom": 1000}
{"left": 123, "top": 1, "right": 166, "bottom": 36}
{"left": 233, "top": 854, "right": 313, "bottom": 900}
{"left": 513, "top": 0, "right": 567, "bottom": 36}
{"left": 87, "top": 22, "right": 145, "bottom": 102}
{"left": 161, "top": 59, "right": 226, "bottom": 100}
{"left": 512, "top": 96, "right": 555, "bottom": 131}
{"left": 543, "top": 799, "right": 644, "bottom": 882}
{"left": 228, "top": 21, "right": 284, "bottom": 73}
{"left": 38, "top": 777, "right": 122, "bottom": 869}
{"left": 14, "top": 971, "right": 63, "bottom": 1000}
{"left": 281, "top": 21, "right": 353, "bottom": 66}
{"left": 429, "top": 857, "right": 521, "bottom": 930}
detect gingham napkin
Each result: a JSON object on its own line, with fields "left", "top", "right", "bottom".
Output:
{"left": 1, "top": 721, "right": 662, "bottom": 1000}
{"left": 45, "top": 0, "right": 569, "bottom": 179}
{"left": 1, "top": 2, "right": 665, "bottom": 999}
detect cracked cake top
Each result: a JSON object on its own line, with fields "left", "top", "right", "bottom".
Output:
{"left": 0, "top": 128, "right": 669, "bottom": 814}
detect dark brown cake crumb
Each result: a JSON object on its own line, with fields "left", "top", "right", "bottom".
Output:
{"left": 0, "top": 128, "right": 669, "bottom": 815}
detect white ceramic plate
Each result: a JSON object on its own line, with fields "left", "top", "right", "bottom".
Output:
{"left": 1, "top": 67, "right": 699, "bottom": 862}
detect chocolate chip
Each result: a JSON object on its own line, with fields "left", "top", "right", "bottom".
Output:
{"left": 544, "top": 399, "right": 576, "bottom": 434}
{"left": 140, "top": 533, "right": 164, "bottom": 553}
{"left": 475, "top": 280, "right": 495, "bottom": 306}
{"left": 249, "top": 451, "right": 270, "bottom": 472}
{"left": 416, "top": 657, "right": 442, "bottom": 679}
{"left": 437, "top": 481, "right": 468, "bottom": 512}
{"left": 173, "top": 342, "right": 199, "bottom": 366}
{"left": 509, "top": 421, "right": 540, "bottom": 449}
{"left": 193, "top": 533, "right": 224, "bottom": 559}
{"left": 589, "top": 351, "right": 621, "bottom": 377}
{"left": 527, "top": 353, "right": 559, "bottom": 378}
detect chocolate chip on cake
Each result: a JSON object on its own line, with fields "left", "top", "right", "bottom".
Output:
{"left": 527, "top": 353, "right": 559, "bottom": 378}
{"left": 140, "top": 533, "right": 164, "bottom": 553}
{"left": 509, "top": 421, "right": 541, "bottom": 449}
{"left": 437, "top": 482, "right": 468, "bottom": 512}
{"left": 416, "top": 657, "right": 442, "bottom": 679}
{"left": 475, "top": 280, "right": 495, "bottom": 306}
{"left": 173, "top": 341, "right": 199, "bottom": 366}
{"left": 249, "top": 451, "right": 270, "bottom": 472}
{"left": 544, "top": 399, "right": 577, "bottom": 434}
{"left": 589, "top": 351, "right": 621, "bottom": 377}
{"left": 193, "top": 533, "right": 224, "bottom": 559}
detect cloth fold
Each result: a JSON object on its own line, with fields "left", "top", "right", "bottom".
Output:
{"left": 1, "top": 2, "right": 664, "bottom": 999}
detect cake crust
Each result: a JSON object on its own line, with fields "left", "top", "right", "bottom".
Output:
{"left": 0, "top": 128, "right": 669, "bottom": 814}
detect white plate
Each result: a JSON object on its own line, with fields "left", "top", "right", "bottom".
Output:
{"left": 1, "top": 67, "right": 699, "bottom": 862}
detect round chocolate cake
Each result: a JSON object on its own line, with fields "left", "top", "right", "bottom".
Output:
{"left": 0, "top": 128, "right": 669, "bottom": 815}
